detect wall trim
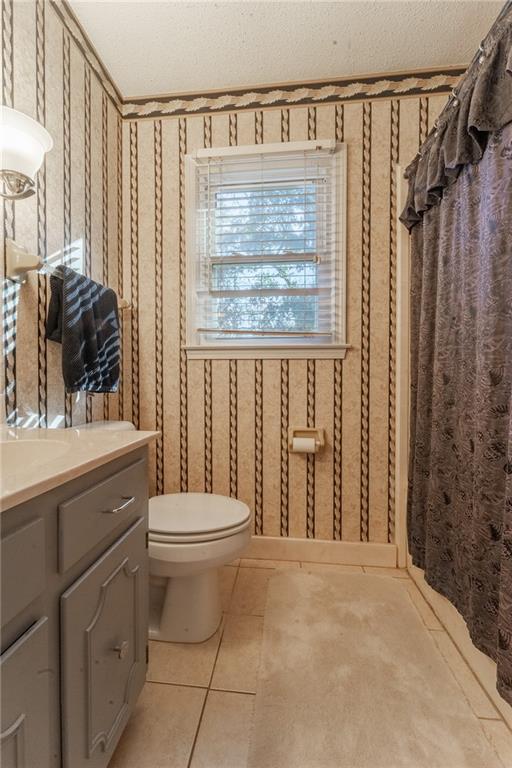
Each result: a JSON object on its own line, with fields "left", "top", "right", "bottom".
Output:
{"left": 185, "top": 345, "right": 351, "bottom": 361}
{"left": 246, "top": 536, "right": 397, "bottom": 567}
{"left": 122, "top": 69, "right": 463, "bottom": 119}
{"left": 395, "top": 166, "right": 410, "bottom": 567}
{"left": 408, "top": 560, "right": 512, "bottom": 729}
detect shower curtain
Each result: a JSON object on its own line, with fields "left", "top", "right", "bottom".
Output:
{"left": 401, "top": 5, "right": 512, "bottom": 705}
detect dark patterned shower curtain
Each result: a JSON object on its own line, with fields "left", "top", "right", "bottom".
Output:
{"left": 401, "top": 5, "right": 512, "bottom": 705}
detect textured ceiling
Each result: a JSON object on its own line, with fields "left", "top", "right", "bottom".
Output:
{"left": 69, "top": 0, "right": 502, "bottom": 98}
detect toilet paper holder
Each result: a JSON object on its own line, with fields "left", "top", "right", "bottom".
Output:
{"left": 288, "top": 427, "right": 325, "bottom": 453}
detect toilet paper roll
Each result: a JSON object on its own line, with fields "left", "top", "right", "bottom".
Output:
{"left": 291, "top": 437, "right": 316, "bottom": 453}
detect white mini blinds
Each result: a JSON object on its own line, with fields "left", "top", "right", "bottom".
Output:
{"left": 185, "top": 140, "right": 347, "bottom": 358}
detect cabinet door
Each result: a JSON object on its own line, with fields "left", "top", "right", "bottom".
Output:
{"left": 60, "top": 518, "right": 148, "bottom": 768}
{"left": 1, "top": 617, "right": 51, "bottom": 768}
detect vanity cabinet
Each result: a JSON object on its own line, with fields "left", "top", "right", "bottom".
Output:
{"left": 0, "top": 617, "right": 51, "bottom": 768}
{"left": 0, "top": 447, "right": 149, "bottom": 768}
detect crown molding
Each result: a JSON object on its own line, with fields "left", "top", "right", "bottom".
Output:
{"left": 123, "top": 63, "right": 466, "bottom": 103}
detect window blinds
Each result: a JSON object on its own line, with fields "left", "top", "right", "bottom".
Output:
{"left": 190, "top": 143, "right": 340, "bottom": 346}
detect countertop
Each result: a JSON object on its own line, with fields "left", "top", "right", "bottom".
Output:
{"left": 0, "top": 426, "right": 159, "bottom": 512}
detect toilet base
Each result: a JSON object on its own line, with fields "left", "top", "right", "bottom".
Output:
{"left": 149, "top": 568, "right": 222, "bottom": 643}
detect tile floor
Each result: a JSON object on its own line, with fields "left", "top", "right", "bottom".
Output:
{"left": 109, "top": 560, "right": 512, "bottom": 768}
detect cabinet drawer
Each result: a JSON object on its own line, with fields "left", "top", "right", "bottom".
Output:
{"left": 1, "top": 518, "right": 45, "bottom": 626}
{"left": 58, "top": 458, "right": 146, "bottom": 572}
{"left": 61, "top": 517, "right": 148, "bottom": 768}
{"left": 1, "top": 617, "right": 51, "bottom": 768}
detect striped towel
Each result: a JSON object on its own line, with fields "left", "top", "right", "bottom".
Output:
{"left": 46, "top": 266, "right": 120, "bottom": 394}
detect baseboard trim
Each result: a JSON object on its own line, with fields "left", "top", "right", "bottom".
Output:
{"left": 246, "top": 536, "right": 397, "bottom": 567}
{"left": 407, "top": 559, "right": 512, "bottom": 729}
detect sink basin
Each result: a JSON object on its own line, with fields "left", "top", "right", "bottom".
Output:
{"left": 0, "top": 439, "right": 69, "bottom": 467}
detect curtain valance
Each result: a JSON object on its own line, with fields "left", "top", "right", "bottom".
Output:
{"left": 400, "top": 6, "right": 512, "bottom": 230}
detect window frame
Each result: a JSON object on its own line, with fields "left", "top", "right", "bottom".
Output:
{"left": 185, "top": 139, "right": 349, "bottom": 360}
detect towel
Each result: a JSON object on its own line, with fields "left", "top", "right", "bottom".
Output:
{"left": 46, "top": 265, "right": 120, "bottom": 393}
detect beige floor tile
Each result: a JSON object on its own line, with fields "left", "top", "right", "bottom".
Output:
{"left": 211, "top": 614, "right": 264, "bottom": 693}
{"left": 108, "top": 683, "right": 205, "bottom": 768}
{"left": 190, "top": 690, "right": 254, "bottom": 768}
{"left": 431, "top": 631, "right": 499, "bottom": 720}
{"left": 363, "top": 566, "right": 409, "bottom": 578}
{"left": 480, "top": 720, "right": 512, "bottom": 768}
{"left": 229, "top": 567, "right": 272, "bottom": 616}
{"left": 402, "top": 579, "right": 443, "bottom": 630}
{"left": 229, "top": 559, "right": 241, "bottom": 566}
{"left": 220, "top": 565, "right": 238, "bottom": 611}
{"left": 147, "top": 621, "right": 223, "bottom": 687}
{"left": 240, "top": 558, "right": 300, "bottom": 569}
{"left": 301, "top": 562, "right": 364, "bottom": 574}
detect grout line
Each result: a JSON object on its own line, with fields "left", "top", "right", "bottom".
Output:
{"left": 186, "top": 688, "right": 210, "bottom": 768}
{"left": 208, "top": 619, "right": 228, "bottom": 688}
{"left": 146, "top": 679, "right": 209, "bottom": 692}
{"left": 187, "top": 563, "right": 266, "bottom": 765}
{"left": 146, "top": 675, "right": 259, "bottom": 697}
{"left": 240, "top": 560, "right": 297, "bottom": 566}
{"left": 210, "top": 686, "right": 256, "bottom": 696}
{"left": 147, "top": 566, "right": 247, "bottom": 768}
{"left": 478, "top": 716, "right": 507, "bottom": 722}
{"left": 362, "top": 566, "right": 410, "bottom": 578}
{"left": 187, "top": 602, "right": 230, "bottom": 768}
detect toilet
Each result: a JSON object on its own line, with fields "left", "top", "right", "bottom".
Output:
{"left": 74, "top": 419, "right": 251, "bottom": 643}
{"left": 148, "top": 493, "right": 251, "bottom": 643}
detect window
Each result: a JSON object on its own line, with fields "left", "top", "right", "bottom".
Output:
{"left": 185, "top": 140, "right": 347, "bottom": 359}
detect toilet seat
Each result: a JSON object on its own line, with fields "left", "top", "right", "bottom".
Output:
{"left": 149, "top": 493, "right": 251, "bottom": 545}
{"left": 148, "top": 519, "right": 250, "bottom": 544}
{"left": 148, "top": 492, "right": 252, "bottom": 642}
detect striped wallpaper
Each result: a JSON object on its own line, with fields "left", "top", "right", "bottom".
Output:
{"left": 121, "top": 95, "right": 449, "bottom": 544}
{"left": 2, "top": 0, "right": 458, "bottom": 544}
{"left": 1, "top": 0, "right": 122, "bottom": 429}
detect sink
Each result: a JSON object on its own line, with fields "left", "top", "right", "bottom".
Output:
{"left": 0, "top": 439, "right": 70, "bottom": 467}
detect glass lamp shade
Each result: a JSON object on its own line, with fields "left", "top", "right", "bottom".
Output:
{"left": 0, "top": 106, "right": 53, "bottom": 199}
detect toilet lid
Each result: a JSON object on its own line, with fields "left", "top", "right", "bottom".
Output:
{"left": 149, "top": 493, "right": 251, "bottom": 538}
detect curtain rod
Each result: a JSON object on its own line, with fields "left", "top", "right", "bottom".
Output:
{"left": 417, "top": 0, "right": 511, "bottom": 157}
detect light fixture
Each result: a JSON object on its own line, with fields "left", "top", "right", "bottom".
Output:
{"left": 0, "top": 106, "right": 53, "bottom": 200}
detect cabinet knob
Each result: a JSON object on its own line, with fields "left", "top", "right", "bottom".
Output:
{"left": 113, "top": 640, "right": 129, "bottom": 660}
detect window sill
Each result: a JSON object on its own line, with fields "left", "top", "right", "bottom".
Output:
{"left": 185, "top": 344, "right": 351, "bottom": 360}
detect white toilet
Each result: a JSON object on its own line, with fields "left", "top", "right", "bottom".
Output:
{"left": 72, "top": 420, "right": 251, "bottom": 643}
{"left": 149, "top": 493, "right": 251, "bottom": 643}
